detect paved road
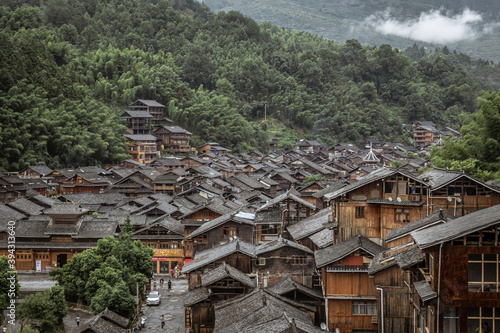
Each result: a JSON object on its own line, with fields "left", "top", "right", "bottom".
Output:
{"left": 137, "top": 278, "right": 188, "bottom": 333}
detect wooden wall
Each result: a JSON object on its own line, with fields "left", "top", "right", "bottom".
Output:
{"left": 327, "top": 299, "right": 378, "bottom": 333}
{"left": 326, "top": 272, "right": 377, "bottom": 297}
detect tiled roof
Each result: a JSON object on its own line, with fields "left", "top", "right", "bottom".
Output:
{"left": 287, "top": 208, "right": 332, "bottom": 241}
{"left": 411, "top": 204, "right": 500, "bottom": 249}
{"left": 266, "top": 275, "right": 322, "bottom": 300}
{"left": 183, "top": 287, "right": 210, "bottom": 306}
{"left": 187, "top": 212, "right": 254, "bottom": 239}
{"left": 308, "top": 228, "right": 334, "bottom": 249}
{"left": 214, "top": 288, "right": 314, "bottom": 333}
{"left": 386, "top": 209, "right": 455, "bottom": 242}
{"left": 119, "top": 110, "right": 153, "bottom": 118}
{"left": 315, "top": 234, "right": 385, "bottom": 268}
{"left": 201, "top": 262, "right": 254, "bottom": 288}
{"left": 181, "top": 239, "right": 256, "bottom": 273}
{"left": 7, "top": 198, "right": 45, "bottom": 216}
{"left": 256, "top": 189, "right": 316, "bottom": 212}
{"left": 256, "top": 237, "right": 313, "bottom": 255}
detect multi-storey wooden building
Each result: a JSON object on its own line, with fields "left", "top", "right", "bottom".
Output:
{"left": 124, "top": 134, "right": 159, "bottom": 164}
{"left": 410, "top": 204, "right": 500, "bottom": 333}
{"left": 417, "top": 167, "right": 500, "bottom": 217}
{"left": 154, "top": 125, "right": 194, "bottom": 155}
{"left": 315, "top": 234, "right": 385, "bottom": 333}
{"left": 120, "top": 110, "right": 153, "bottom": 134}
{"left": 129, "top": 99, "right": 167, "bottom": 127}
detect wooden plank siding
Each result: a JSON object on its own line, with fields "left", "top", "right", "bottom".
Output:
{"left": 327, "top": 299, "right": 378, "bottom": 333}
{"left": 326, "top": 272, "right": 377, "bottom": 296}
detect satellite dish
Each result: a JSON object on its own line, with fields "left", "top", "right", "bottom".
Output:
{"left": 396, "top": 197, "right": 402, "bottom": 203}
{"left": 320, "top": 323, "right": 327, "bottom": 330}
{"left": 388, "top": 197, "right": 393, "bottom": 202}
{"left": 447, "top": 196, "right": 452, "bottom": 202}
{"left": 456, "top": 198, "right": 462, "bottom": 203}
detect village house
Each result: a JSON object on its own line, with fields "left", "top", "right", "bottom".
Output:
{"left": 409, "top": 204, "right": 500, "bottom": 333}
{"left": 119, "top": 110, "right": 153, "bottom": 134}
{"left": 124, "top": 134, "right": 159, "bottom": 164}
{"left": 129, "top": 99, "right": 169, "bottom": 127}
{"left": 185, "top": 211, "right": 255, "bottom": 255}
{"left": 315, "top": 234, "right": 385, "bottom": 333}
{"left": 154, "top": 125, "right": 195, "bottom": 155}
{"left": 183, "top": 262, "right": 255, "bottom": 333}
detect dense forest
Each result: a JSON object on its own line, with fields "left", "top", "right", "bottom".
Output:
{"left": 0, "top": 0, "right": 498, "bottom": 172}
{"left": 204, "top": 0, "right": 500, "bottom": 64}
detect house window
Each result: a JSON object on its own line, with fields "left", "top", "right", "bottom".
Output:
{"left": 256, "top": 258, "right": 266, "bottom": 266}
{"left": 352, "top": 301, "right": 376, "bottom": 315}
{"left": 468, "top": 254, "right": 499, "bottom": 292}
{"left": 223, "top": 226, "right": 237, "bottom": 238}
{"left": 292, "top": 256, "right": 306, "bottom": 265}
{"left": 395, "top": 208, "right": 410, "bottom": 223}
{"left": 194, "top": 234, "right": 208, "bottom": 244}
{"left": 355, "top": 207, "right": 365, "bottom": 218}
{"left": 467, "top": 307, "right": 499, "bottom": 333}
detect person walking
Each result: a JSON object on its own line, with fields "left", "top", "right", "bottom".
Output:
{"left": 76, "top": 316, "right": 80, "bottom": 327}
{"left": 167, "top": 279, "right": 172, "bottom": 291}
{"left": 161, "top": 315, "right": 165, "bottom": 329}
{"left": 170, "top": 269, "right": 174, "bottom": 278}
{"left": 160, "top": 278, "right": 164, "bottom": 288}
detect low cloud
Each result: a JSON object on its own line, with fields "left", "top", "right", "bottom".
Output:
{"left": 364, "top": 8, "right": 498, "bottom": 44}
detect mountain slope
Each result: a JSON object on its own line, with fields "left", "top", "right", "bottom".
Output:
{"left": 203, "top": 0, "right": 500, "bottom": 63}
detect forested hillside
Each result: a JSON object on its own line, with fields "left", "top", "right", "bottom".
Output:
{"left": 0, "top": 0, "right": 494, "bottom": 171}
{"left": 204, "top": 0, "right": 500, "bottom": 65}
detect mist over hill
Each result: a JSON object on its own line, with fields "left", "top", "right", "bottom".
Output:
{"left": 203, "top": 0, "right": 500, "bottom": 63}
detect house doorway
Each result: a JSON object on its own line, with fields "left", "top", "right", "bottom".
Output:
{"left": 57, "top": 254, "right": 67, "bottom": 268}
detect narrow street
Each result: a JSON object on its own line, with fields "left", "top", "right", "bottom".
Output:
{"left": 135, "top": 278, "right": 188, "bottom": 333}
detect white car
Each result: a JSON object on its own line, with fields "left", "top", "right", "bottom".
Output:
{"left": 146, "top": 291, "right": 161, "bottom": 306}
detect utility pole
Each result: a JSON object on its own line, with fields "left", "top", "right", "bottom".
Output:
{"left": 264, "top": 103, "right": 267, "bottom": 121}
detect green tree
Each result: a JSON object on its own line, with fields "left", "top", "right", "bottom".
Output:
{"left": 50, "top": 215, "right": 153, "bottom": 317}
{"left": 17, "top": 285, "right": 67, "bottom": 333}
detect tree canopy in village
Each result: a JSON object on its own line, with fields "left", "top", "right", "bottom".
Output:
{"left": 50, "top": 216, "right": 154, "bottom": 318}
{"left": 0, "top": 0, "right": 498, "bottom": 173}
{"left": 430, "top": 90, "right": 500, "bottom": 181}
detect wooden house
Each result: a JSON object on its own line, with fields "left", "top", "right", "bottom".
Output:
{"left": 197, "top": 142, "right": 232, "bottom": 156}
{"left": 119, "top": 110, "right": 153, "bottom": 134}
{"left": 368, "top": 245, "right": 426, "bottom": 333}
{"left": 413, "top": 121, "right": 440, "bottom": 147}
{"left": 267, "top": 275, "right": 324, "bottom": 325}
{"left": 18, "top": 165, "right": 53, "bottom": 179}
{"left": 181, "top": 239, "right": 256, "bottom": 290}
{"left": 129, "top": 99, "right": 167, "bottom": 127}
{"left": 132, "top": 217, "right": 184, "bottom": 275}
{"left": 109, "top": 169, "right": 161, "bottom": 197}
{"left": 417, "top": 167, "right": 500, "bottom": 217}
{"left": 60, "top": 172, "right": 112, "bottom": 195}
{"left": 0, "top": 203, "right": 120, "bottom": 271}
{"left": 124, "top": 134, "right": 159, "bottom": 164}
{"left": 287, "top": 208, "right": 333, "bottom": 251}
{"left": 324, "top": 168, "right": 430, "bottom": 245}
{"left": 213, "top": 288, "right": 318, "bottom": 333}
{"left": 181, "top": 198, "right": 236, "bottom": 260}
{"left": 73, "top": 308, "right": 129, "bottom": 333}
{"left": 315, "top": 234, "right": 385, "bottom": 333}
{"left": 154, "top": 125, "right": 194, "bottom": 155}
{"left": 183, "top": 262, "right": 255, "bottom": 333}
{"left": 254, "top": 237, "right": 316, "bottom": 288}
{"left": 409, "top": 204, "right": 500, "bottom": 333}
{"left": 186, "top": 212, "right": 255, "bottom": 255}
{"left": 0, "top": 176, "right": 28, "bottom": 202}
{"left": 254, "top": 189, "right": 316, "bottom": 244}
